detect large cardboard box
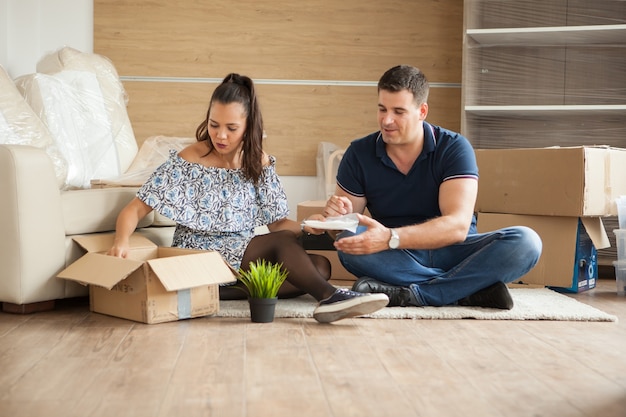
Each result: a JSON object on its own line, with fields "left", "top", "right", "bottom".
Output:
{"left": 475, "top": 146, "right": 626, "bottom": 217}
{"left": 477, "top": 213, "right": 610, "bottom": 292}
{"left": 297, "top": 200, "right": 356, "bottom": 282}
{"left": 58, "top": 233, "right": 236, "bottom": 323}
{"left": 297, "top": 200, "right": 327, "bottom": 221}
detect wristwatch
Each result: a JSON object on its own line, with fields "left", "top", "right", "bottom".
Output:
{"left": 388, "top": 228, "right": 400, "bottom": 249}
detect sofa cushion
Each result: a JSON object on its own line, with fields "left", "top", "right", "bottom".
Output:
{"left": 14, "top": 47, "right": 139, "bottom": 190}
{"left": 135, "top": 226, "right": 176, "bottom": 248}
{"left": 0, "top": 65, "right": 68, "bottom": 188}
{"left": 91, "top": 135, "right": 196, "bottom": 188}
{"left": 37, "top": 47, "right": 138, "bottom": 175}
{"left": 126, "top": 135, "right": 196, "bottom": 173}
{"left": 61, "top": 188, "right": 154, "bottom": 235}
{"left": 15, "top": 71, "right": 122, "bottom": 189}
{"left": 90, "top": 136, "right": 196, "bottom": 227}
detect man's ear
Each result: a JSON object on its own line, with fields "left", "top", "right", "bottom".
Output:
{"left": 419, "top": 102, "right": 429, "bottom": 120}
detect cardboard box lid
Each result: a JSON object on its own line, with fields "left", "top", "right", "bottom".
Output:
{"left": 72, "top": 233, "right": 156, "bottom": 253}
{"left": 580, "top": 217, "right": 610, "bottom": 250}
{"left": 58, "top": 234, "right": 236, "bottom": 290}
{"left": 57, "top": 252, "right": 145, "bottom": 289}
{"left": 147, "top": 251, "right": 235, "bottom": 291}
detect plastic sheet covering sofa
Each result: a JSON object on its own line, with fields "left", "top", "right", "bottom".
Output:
{"left": 0, "top": 47, "right": 177, "bottom": 313}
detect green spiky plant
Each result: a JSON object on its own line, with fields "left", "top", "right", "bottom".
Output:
{"left": 237, "top": 259, "right": 289, "bottom": 299}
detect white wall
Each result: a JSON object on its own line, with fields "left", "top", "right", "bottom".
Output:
{"left": 0, "top": 2, "right": 6, "bottom": 70}
{"left": 0, "top": 0, "right": 320, "bottom": 218}
{"left": 0, "top": 0, "right": 93, "bottom": 78}
{"left": 282, "top": 176, "right": 319, "bottom": 220}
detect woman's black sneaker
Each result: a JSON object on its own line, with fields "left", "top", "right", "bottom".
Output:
{"left": 313, "top": 288, "right": 389, "bottom": 323}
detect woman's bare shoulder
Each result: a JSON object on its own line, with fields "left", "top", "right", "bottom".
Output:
{"left": 178, "top": 141, "right": 206, "bottom": 163}
{"left": 261, "top": 151, "right": 271, "bottom": 167}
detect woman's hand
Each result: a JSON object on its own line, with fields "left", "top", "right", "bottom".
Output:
{"left": 107, "top": 240, "right": 130, "bottom": 258}
{"left": 106, "top": 197, "right": 153, "bottom": 258}
{"left": 301, "top": 213, "right": 327, "bottom": 235}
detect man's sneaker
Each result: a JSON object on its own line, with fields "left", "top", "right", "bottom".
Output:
{"left": 352, "top": 277, "right": 420, "bottom": 307}
{"left": 313, "top": 288, "right": 389, "bottom": 323}
{"left": 458, "top": 281, "right": 514, "bottom": 310}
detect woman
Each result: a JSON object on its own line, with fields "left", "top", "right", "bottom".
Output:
{"left": 107, "top": 73, "right": 388, "bottom": 323}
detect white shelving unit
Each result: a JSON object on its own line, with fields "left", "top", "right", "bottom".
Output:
{"left": 462, "top": 0, "right": 626, "bottom": 266}
{"left": 461, "top": 0, "right": 626, "bottom": 149}
{"left": 466, "top": 24, "right": 626, "bottom": 45}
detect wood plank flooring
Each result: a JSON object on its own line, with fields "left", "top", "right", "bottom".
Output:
{"left": 0, "top": 279, "right": 625, "bottom": 417}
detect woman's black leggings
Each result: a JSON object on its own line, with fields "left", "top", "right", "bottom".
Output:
{"left": 218, "top": 230, "right": 334, "bottom": 301}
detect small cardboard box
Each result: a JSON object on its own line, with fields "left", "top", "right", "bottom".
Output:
{"left": 475, "top": 146, "right": 626, "bottom": 217}
{"left": 297, "top": 200, "right": 356, "bottom": 282}
{"left": 57, "top": 233, "right": 236, "bottom": 323}
{"left": 297, "top": 200, "right": 327, "bottom": 221}
{"left": 477, "top": 213, "right": 610, "bottom": 292}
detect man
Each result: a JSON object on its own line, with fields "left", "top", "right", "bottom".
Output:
{"left": 307, "top": 65, "right": 542, "bottom": 309}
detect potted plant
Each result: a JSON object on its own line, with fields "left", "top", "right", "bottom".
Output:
{"left": 237, "top": 259, "right": 288, "bottom": 323}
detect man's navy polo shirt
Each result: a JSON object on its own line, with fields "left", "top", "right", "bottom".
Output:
{"left": 336, "top": 122, "right": 479, "bottom": 232}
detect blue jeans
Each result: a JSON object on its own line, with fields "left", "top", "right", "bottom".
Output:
{"left": 337, "top": 226, "right": 542, "bottom": 306}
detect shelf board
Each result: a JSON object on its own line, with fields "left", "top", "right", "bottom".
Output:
{"left": 465, "top": 104, "right": 626, "bottom": 116}
{"left": 467, "top": 24, "right": 626, "bottom": 46}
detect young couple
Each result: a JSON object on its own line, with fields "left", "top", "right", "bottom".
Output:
{"left": 109, "top": 66, "right": 541, "bottom": 323}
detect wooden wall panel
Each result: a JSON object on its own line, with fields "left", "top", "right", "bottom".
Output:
{"left": 96, "top": 0, "right": 464, "bottom": 175}
{"left": 125, "top": 82, "right": 461, "bottom": 176}
{"left": 123, "top": 82, "right": 212, "bottom": 145}
{"left": 95, "top": 0, "right": 463, "bottom": 82}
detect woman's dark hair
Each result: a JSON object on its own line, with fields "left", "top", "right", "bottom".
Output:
{"left": 378, "top": 65, "right": 429, "bottom": 105}
{"left": 196, "top": 73, "right": 264, "bottom": 184}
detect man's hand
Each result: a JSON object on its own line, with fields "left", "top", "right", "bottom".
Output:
{"left": 334, "top": 214, "right": 392, "bottom": 255}
{"left": 323, "top": 195, "right": 352, "bottom": 217}
{"left": 302, "top": 195, "right": 355, "bottom": 235}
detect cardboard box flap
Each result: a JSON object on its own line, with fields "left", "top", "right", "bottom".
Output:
{"left": 476, "top": 213, "right": 600, "bottom": 292}
{"left": 72, "top": 233, "right": 156, "bottom": 254}
{"left": 57, "top": 252, "right": 144, "bottom": 289}
{"left": 581, "top": 217, "right": 610, "bottom": 250}
{"left": 581, "top": 148, "right": 613, "bottom": 215}
{"left": 147, "top": 252, "right": 236, "bottom": 291}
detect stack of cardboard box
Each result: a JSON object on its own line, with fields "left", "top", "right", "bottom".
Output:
{"left": 475, "top": 146, "right": 626, "bottom": 292}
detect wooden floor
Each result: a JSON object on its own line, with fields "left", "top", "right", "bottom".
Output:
{"left": 0, "top": 279, "right": 625, "bottom": 417}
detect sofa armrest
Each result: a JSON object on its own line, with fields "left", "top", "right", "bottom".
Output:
{"left": 0, "top": 144, "right": 67, "bottom": 304}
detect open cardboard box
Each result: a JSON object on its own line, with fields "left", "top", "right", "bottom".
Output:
{"left": 57, "top": 233, "right": 236, "bottom": 323}
{"left": 477, "top": 213, "right": 610, "bottom": 293}
{"left": 475, "top": 146, "right": 626, "bottom": 217}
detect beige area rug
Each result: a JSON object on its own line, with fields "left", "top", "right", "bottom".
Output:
{"left": 217, "top": 288, "right": 617, "bottom": 322}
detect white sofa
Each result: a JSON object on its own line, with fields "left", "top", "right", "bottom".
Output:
{"left": 0, "top": 144, "right": 176, "bottom": 312}
{"left": 0, "top": 48, "right": 178, "bottom": 313}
